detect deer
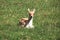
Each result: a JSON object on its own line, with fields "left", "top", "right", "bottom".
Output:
{"left": 19, "top": 8, "right": 35, "bottom": 28}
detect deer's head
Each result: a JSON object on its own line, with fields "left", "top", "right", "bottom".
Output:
{"left": 28, "top": 8, "right": 35, "bottom": 17}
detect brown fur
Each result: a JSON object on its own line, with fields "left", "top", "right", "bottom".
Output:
{"left": 19, "top": 8, "right": 35, "bottom": 27}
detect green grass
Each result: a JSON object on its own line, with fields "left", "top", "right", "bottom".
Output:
{"left": 0, "top": 0, "right": 60, "bottom": 40}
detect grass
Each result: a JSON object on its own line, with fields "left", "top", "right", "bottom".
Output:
{"left": 0, "top": 0, "right": 60, "bottom": 40}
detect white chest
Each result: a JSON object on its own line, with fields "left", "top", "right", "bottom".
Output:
{"left": 26, "top": 18, "right": 34, "bottom": 28}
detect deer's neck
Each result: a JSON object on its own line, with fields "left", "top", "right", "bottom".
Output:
{"left": 29, "top": 16, "right": 33, "bottom": 25}
{"left": 29, "top": 16, "right": 33, "bottom": 21}
{"left": 24, "top": 16, "right": 33, "bottom": 27}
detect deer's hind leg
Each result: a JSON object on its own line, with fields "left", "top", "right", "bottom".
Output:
{"left": 19, "top": 18, "right": 28, "bottom": 26}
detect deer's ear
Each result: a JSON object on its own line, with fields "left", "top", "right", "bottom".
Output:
{"left": 28, "top": 8, "right": 30, "bottom": 12}
{"left": 33, "top": 9, "right": 35, "bottom": 13}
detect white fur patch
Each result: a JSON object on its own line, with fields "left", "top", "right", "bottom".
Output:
{"left": 26, "top": 18, "right": 34, "bottom": 28}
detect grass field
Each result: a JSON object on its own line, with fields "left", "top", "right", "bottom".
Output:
{"left": 0, "top": 0, "right": 60, "bottom": 40}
